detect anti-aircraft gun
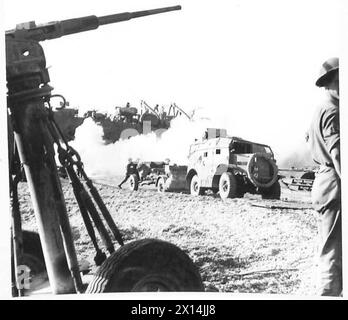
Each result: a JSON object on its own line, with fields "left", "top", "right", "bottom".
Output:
{"left": 6, "top": 6, "right": 203, "bottom": 296}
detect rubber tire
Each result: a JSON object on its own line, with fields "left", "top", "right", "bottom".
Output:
{"left": 246, "top": 153, "right": 278, "bottom": 188}
{"left": 219, "top": 172, "right": 238, "bottom": 200}
{"left": 11, "top": 230, "right": 47, "bottom": 295}
{"left": 85, "top": 239, "right": 204, "bottom": 293}
{"left": 157, "top": 177, "right": 166, "bottom": 193}
{"left": 190, "top": 175, "right": 205, "bottom": 196}
{"left": 260, "top": 180, "right": 281, "bottom": 200}
{"left": 129, "top": 174, "right": 139, "bottom": 191}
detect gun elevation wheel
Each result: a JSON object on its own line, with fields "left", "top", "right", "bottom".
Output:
{"left": 85, "top": 239, "right": 204, "bottom": 293}
{"left": 129, "top": 174, "right": 139, "bottom": 191}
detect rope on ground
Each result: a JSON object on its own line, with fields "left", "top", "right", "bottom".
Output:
{"left": 250, "top": 202, "right": 312, "bottom": 210}
{"left": 90, "top": 180, "right": 120, "bottom": 189}
{"left": 230, "top": 268, "right": 299, "bottom": 278}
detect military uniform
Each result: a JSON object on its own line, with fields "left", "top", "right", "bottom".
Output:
{"left": 308, "top": 96, "right": 341, "bottom": 296}
{"left": 118, "top": 162, "right": 138, "bottom": 188}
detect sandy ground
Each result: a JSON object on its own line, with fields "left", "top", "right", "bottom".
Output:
{"left": 18, "top": 175, "right": 319, "bottom": 296}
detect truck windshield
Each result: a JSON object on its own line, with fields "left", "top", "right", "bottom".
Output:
{"left": 231, "top": 141, "right": 272, "bottom": 155}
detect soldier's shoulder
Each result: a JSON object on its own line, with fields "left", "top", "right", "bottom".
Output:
{"left": 316, "top": 99, "right": 339, "bottom": 115}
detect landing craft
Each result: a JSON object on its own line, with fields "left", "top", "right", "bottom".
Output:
{"left": 53, "top": 100, "right": 191, "bottom": 143}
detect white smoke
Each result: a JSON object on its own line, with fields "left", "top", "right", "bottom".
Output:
{"left": 71, "top": 103, "right": 316, "bottom": 179}
{"left": 70, "top": 116, "right": 211, "bottom": 178}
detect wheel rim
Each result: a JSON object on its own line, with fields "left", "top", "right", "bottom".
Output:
{"left": 191, "top": 177, "right": 199, "bottom": 194}
{"left": 158, "top": 180, "right": 164, "bottom": 192}
{"left": 221, "top": 180, "right": 229, "bottom": 193}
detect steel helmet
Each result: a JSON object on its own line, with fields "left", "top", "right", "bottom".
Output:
{"left": 315, "top": 57, "right": 339, "bottom": 87}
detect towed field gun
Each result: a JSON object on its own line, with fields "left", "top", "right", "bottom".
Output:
{"left": 7, "top": 5, "right": 204, "bottom": 296}
{"left": 278, "top": 167, "right": 317, "bottom": 191}
{"left": 127, "top": 160, "right": 187, "bottom": 192}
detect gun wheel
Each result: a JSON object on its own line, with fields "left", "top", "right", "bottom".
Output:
{"left": 157, "top": 177, "right": 166, "bottom": 193}
{"left": 85, "top": 239, "right": 204, "bottom": 293}
{"left": 129, "top": 174, "right": 139, "bottom": 191}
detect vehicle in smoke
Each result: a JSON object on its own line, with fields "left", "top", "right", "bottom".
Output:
{"left": 186, "top": 128, "right": 281, "bottom": 200}
{"left": 54, "top": 100, "right": 191, "bottom": 143}
{"left": 129, "top": 128, "right": 281, "bottom": 200}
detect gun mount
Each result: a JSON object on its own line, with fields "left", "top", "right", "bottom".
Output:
{"left": 6, "top": 6, "right": 204, "bottom": 296}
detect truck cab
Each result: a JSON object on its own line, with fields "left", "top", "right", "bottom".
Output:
{"left": 186, "top": 129, "right": 280, "bottom": 199}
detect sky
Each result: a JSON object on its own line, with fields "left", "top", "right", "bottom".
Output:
{"left": 2, "top": 0, "right": 343, "bottom": 162}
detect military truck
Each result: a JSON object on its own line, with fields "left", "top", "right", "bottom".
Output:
{"left": 186, "top": 128, "right": 281, "bottom": 200}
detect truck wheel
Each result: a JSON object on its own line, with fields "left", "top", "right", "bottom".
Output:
{"left": 129, "top": 174, "right": 139, "bottom": 191}
{"left": 190, "top": 175, "right": 204, "bottom": 196}
{"left": 85, "top": 239, "right": 204, "bottom": 293}
{"left": 11, "top": 231, "right": 47, "bottom": 295}
{"left": 260, "top": 180, "right": 281, "bottom": 200}
{"left": 157, "top": 177, "right": 166, "bottom": 192}
{"left": 219, "top": 172, "right": 238, "bottom": 199}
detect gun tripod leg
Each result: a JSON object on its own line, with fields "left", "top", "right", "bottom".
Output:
{"left": 10, "top": 174, "right": 24, "bottom": 296}
{"left": 11, "top": 101, "right": 76, "bottom": 294}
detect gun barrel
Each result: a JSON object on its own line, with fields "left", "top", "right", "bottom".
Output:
{"left": 98, "top": 5, "right": 182, "bottom": 26}
{"left": 6, "top": 5, "right": 181, "bottom": 41}
{"left": 60, "top": 5, "right": 181, "bottom": 38}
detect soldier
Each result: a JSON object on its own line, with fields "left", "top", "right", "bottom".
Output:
{"left": 308, "top": 57, "right": 341, "bottom": 296}
{"left": 118, "top": 158, "right": 138, "bottom": 189}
